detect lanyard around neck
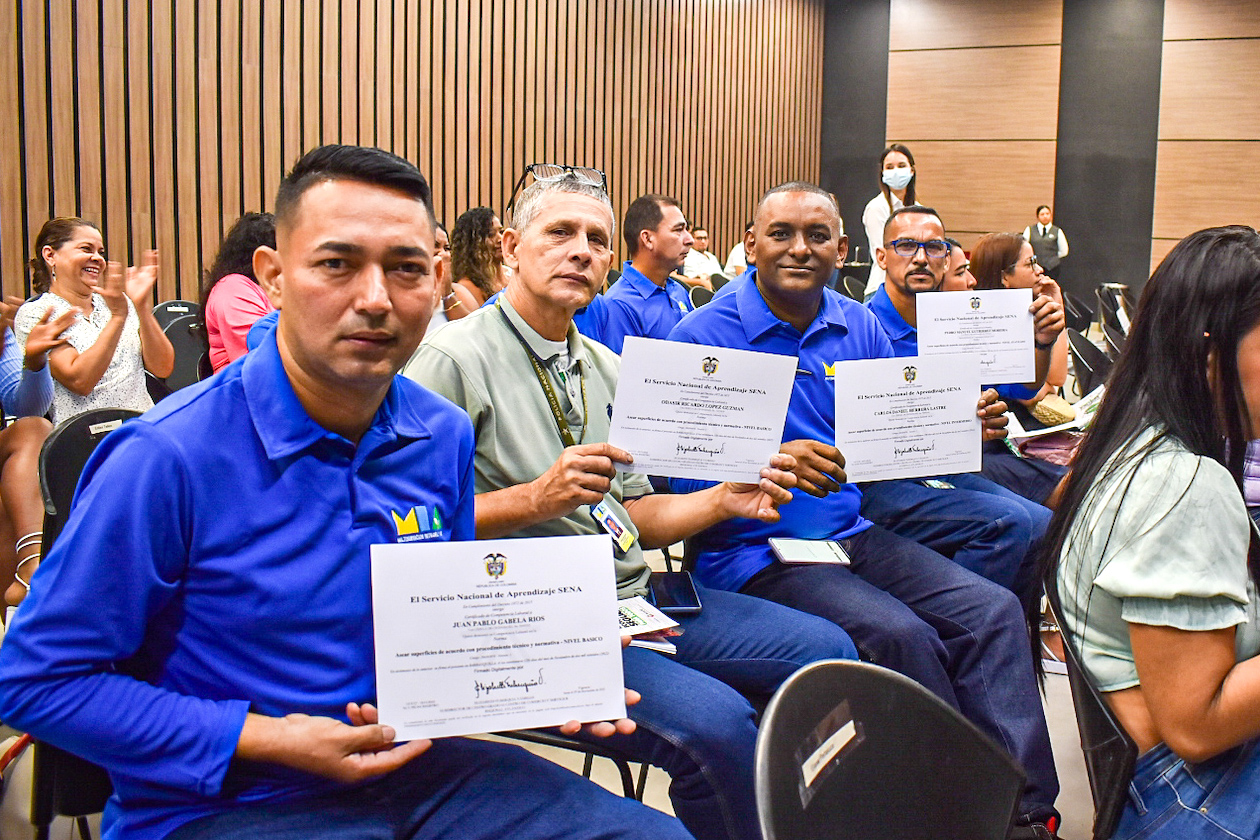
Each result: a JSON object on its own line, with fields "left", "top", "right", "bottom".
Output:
{"left": 496, "top": 301, "right": 587, "bottom": 447}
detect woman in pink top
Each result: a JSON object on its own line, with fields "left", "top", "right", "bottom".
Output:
{"left": 201, "top": 213, "right": 276, "bottom": 372}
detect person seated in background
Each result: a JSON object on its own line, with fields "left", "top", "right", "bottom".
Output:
{"left": 15, "top": 218, "right": 174, "bottom": 424}
{"left": 588, "top": 193, "right": 696, "bottom": 353}
{"left": 865, "top": 206, "right": 1063, "bottom": 524}
{"left": 201, "top": 212, "right": 277, "bottom": 372}
{"left": 723, "top": 220, "right": 751, "bottom": 277}
{"left": 420, "top": 221, "right": 479, "bottom": 341}
{"left": 680, "top": 224, "right": 725, "bottom": 287}
{"left": 971, "top": 232, "right": 1072, "bottom": 421}
{"left": 943, "top": 238, "right": 976, "bottom": 291}
{"left": 0, "top": 296, "right": 74, "bottom": 611}
{"left": 408, "top": 173, "right": 858, "bottom": 840}
{"left": 1022, "top": 205, "right": 1068, "bottom": 281}
{"left": 666, "top": 182, "right": 1060, "bottom": 838}
{"left": 450, "top": 206, "right": 509, "bottom": 308}
{"left": 0, "top": 144, "right": 689, "bottom": 840}
{"left": 1047, "top": 226, "right": 1260, "bottom": 840}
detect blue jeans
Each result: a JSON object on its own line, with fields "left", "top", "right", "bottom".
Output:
{"left": 980, "top": 441, "right": 1068, "bottom": 506}
{"left": 572, "top": 584, "right": 857, "bottom": 840}
{"left": 167, "top": 738, "right": 691, "bottom": 840}
{"left": 740, "top": 525, "right": 1058, "bottom": 824}
{"left": 858, "top": 474, "right": 1051, "bottom": 608}
{"left": 1114, "top": 740, "right": 1260, "bottom": 839}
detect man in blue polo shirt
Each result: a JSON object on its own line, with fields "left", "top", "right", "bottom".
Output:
{"left": 589, "top": 193, "right": 695, "bottom": 353}
{"left": 864, "top": 206, "right": 1064, "bottom": 599}
{"left": 0, "top": 146, "right": 688, "bottom": 840}
{"left": 667, "top": 182, "right": 1060, "bottom": 837}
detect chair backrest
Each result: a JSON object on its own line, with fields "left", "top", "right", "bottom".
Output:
{"left": 1043, "top": 573, "right": 1137, "bottom": 840}
{"left": 39, "top": 409, "right": 143, "bottom": 549}
{"left": 689, "top": 285, "right": 715, "bottom": 308}
{"left": 605, "top": 268, "right": 622, "bottom": 287}
{"left": 755, "top": 660, "right": 1024, "bottom": 840}
{"left": 162, "top": 314, "right": 208, "bottom": 392}
{"left": 1101, "top": 323, "right": 1127, "bottom": 360}
{"left": 1066, "top": 329, "right": 1113, "bottom": 395}
{"left": 32, "top": 409, "right": 139, "bottom": 835}
{"left": 1064, "top": 292, "right": 1095, "bottom": 333}
{"left": 842, "top": 274, "right": 865, "bottom": 301}
{"left": 1095, "top": 285, "right": 1131, "bottom": 334}
{"left": 152, "top": 299, "right": 200, "bottom": 331}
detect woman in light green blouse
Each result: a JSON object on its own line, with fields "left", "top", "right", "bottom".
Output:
{"left": 1044, "top": 226, "right": 1260, "bottom": 840}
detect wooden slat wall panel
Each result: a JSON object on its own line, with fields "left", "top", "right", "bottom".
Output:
{"left": 1164, "top": 0, "right": 1260, "bottom": 40}
{"left": 890, "top": 0, "right": 1063, "bottom": 50}
{"left": 886, "top": 1, "right": 1061, "bottom": 251}
{"left": 2, "top": 0, "right": 825, "bottom": 301}
{"left": 887, "top": 46, "right": 1060, "bottom": 141}
{"left": 908, "top": 140, "right": 1058, "bottom": 241}
{"left": 1159, "top": 41, "right": 1260, "bottom": 140}
{"left": 1153, "top": 2, "right": 1260, "bottom": 264}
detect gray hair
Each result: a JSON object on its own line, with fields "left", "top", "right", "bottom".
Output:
{"left": 509, "top": 176, "right": 616, "bottom": 238}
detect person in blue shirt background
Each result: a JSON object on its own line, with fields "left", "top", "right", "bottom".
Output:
{"left": 867, "top": 205, "right": 1068, "bottom": 508}
{"left": 0, "top": 296, "right": 74, "bottom": 611}
{"left": 667, "top": 181, "right": 1060, "bottom": 837}
{"left": 587, "top": 193, "right": 695, "bottom": 353}
{"left": 0, "top": 145, "right": 686, "bottom": 840}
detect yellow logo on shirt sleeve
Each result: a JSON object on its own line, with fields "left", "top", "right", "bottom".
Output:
{"left": 391, "top": 508, "right": 420, "bottom": 536}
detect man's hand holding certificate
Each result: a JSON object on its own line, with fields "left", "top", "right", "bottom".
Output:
{"left": 607, "top": 337, "right": 797, "bottom": 483}
{"left": 916, "top": 289, "right": 1035, "bottom": 383}
{"left": 371, "top": 534, "right": 626, "bottom": 741}
{"left": 834, "top": 353, "right": 984, "bottom": 481}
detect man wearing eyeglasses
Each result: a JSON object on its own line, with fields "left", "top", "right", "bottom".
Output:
{"left": 591, "top": 194, "right": 697, "bottom": 354}
{"left": 860, "top": 206, "right": 1061, "bottom": 607}
{"left": 407, "top": 174, "right": 858, "bottom": 840}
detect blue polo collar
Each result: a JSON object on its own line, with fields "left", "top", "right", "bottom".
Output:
{"left": 868, "top": 284, "right": 916, "bottom": 344}
{"left": 735, "top": 273, "right": 851, "bottom": 344}
{"left": 620, "top": 262, "right": 675, "bottom": 298}
{"left": 241, "top": 328, "right": 430, "bottom": 461}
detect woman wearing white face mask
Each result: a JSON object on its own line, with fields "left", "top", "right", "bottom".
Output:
{"left": 862, "top": 144, "right": 919, "bottom": 299}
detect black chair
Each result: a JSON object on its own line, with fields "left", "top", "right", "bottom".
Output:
{"left": 1044, "top": 573, "right": 1137, "bottom": 840}
{"left": 29, "top": 408, "right": 141, "bottom": 840}
{"left": 1066, "top": 328, "right": 1113, "bottom": 396}
{"left": 755, "top": 659, "right": 1024, "bottom": 840}
{"left": 152, "top": 299, "right": 200, "bottom": 331}
{"left": 162, "top": 314, "right": 208, "bottom": 392}
{"left": 710, "top": 273, "right": 729, "bottom": 292}
{"left": 689, "top": 285, "right": 715, "bottom": 308}
{"left": 497, "top": 729, "right": 645, "bottom": 800}
{"left": 1064, "top": 292, "right": 1094, "bottom": 333}
{"left": 605, "top": 268, "right": 622, "bottom": 288}
{"left": 1101, "top": 323, "right": 1127, "bottom": 360}
{"left": 842, "top": 274, "right": 865, "bottom": 301}
{"left": 1095, "top": 285, "right": 1131, "bottom": 335}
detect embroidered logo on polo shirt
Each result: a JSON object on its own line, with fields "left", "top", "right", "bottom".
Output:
{"left": 392, "top": 506, "right": 445, "bottom": 543}
{"left": 824, "top": 363, "right": 836, "bottom": 381}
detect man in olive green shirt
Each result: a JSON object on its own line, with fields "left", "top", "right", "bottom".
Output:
{"left": 406, "top": 174, "right": 856, "bottom": 840}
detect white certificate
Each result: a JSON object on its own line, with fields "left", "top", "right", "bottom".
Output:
{"left": 607, "top": 337, "right": 797, "bottom": 482}
{"left": 916, "top": 288, "right": 1035, "bottom": 383}
{"left": 834, "top": 353, "right": 983, "bottom": 482}
{"left": 371, "top": 534, "right": 626, "bottom": 741}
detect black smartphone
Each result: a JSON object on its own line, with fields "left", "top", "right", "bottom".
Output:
{"left": 647, "top": 571, "right": 703, "bottom": 616}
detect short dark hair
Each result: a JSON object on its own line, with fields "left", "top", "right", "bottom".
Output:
{"left": 1036, "top": 204, "right": 1051, "bottom": 215}
{"left": 273, "top": 145, "right": 435, "bottom": 230}
{"left": 623, "top": 194, "right": 680, "bottom": 257}
{"left": 754, "top": 182, "right": 843, "bottom": 234}
{"left": 882, "top": 204, "right": 943, "bottom": 240}
{"left": 945, "top": 237, "right": 963, "bottom": 251}
{"left": 30, "top": 217, "right": 101, "bottom": 294}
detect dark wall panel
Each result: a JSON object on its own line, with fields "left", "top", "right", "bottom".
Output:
{"left": 820, "top": 0, "right": 890, "bottom": 257}
{"left": 1054, "top": 0, "right": 1165, "bottom": 297}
